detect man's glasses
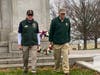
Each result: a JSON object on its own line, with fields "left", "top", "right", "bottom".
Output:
{"left": 60, "top": 13, "right": 65, "bottom": 15}
{"left": 28, "top": 14, "right": 33, "bottom": 16}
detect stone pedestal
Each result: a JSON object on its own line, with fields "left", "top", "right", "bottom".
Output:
{"left": 9, "top": 31, "right": 20, "bottom": 53}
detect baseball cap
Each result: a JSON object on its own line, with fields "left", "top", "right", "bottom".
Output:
{"left": 26, "top": 10, "right": 34, "bottom": 15}
{"left": 59, "top": 8, "right": 66, "bottom": 14}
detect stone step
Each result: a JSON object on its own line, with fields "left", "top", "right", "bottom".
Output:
{"left": 0, "top": 62, "right": 55, "bottom": 68}
{"left": 0, "top": 53, "right": 22, "bottom": 59}
{"left": 0, "top": 52, "right": 54, "bottom": 59}
{"left": 0, "top": 56, "right": 54, "bottom": 68}
{"left": 0, "top": 50, "right": 100, "bottom": 68}
{"left": 0, "top": 56, "right": 54, "bottom": 64}
{"left": 1, "top": 50, "right": 100, "bottom": 59}
{"left": 0, "top": 55, "right": 93, "bottom": 68}
{"left": 0, "top": 58, "right": 92, "bottom": 68}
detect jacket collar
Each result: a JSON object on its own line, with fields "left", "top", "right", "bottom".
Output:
{"left": 58, "top": 16, "right": 66, "bottom": 22}
{"left": 26, "top": 18, "right": 34, "bottom": 24}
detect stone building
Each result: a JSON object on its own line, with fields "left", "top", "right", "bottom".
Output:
{"left": 0, "top": 0, "right": 50, "bottom": 53}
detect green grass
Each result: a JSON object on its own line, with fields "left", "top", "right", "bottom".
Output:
{"left": 0, "top": 67, "right": 98, "bottom": 75}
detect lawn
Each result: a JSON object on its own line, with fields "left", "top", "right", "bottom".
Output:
{"left": 0, "top": 67, "right": 99, "bottom": 75}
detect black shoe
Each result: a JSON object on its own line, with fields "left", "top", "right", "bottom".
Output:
{"left": 31, "top": 70, "right": 36, "bottom": 74}
{"left": 23, "top": 67, "right": 28, "bottom": 74}
{"left": 24, "top": 70, "right": 28, "bottom": 73}
{"left": 23, "top": 70, "right": 28, "bottom": 75}
{"left": 64, "top": 73, "right": 69, "bottom": 75}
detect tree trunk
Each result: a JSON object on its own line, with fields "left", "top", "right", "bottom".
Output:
{"left": 83, "top": 23, "right": 87, "bottom": 50}
{"left": 83, "top": 37, "right": 87, "bottom": 50}
{"left": 94, "top": 36, "right": 98, "bottom": 49}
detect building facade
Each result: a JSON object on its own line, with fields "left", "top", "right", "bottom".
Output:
{"left": 0, "top": 0, "right": 50, "bottom": 53}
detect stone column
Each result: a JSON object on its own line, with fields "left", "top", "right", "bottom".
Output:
{"left": 12, "top": 0, "right": 50, "bottom": 32}
{"left": 46, "top": 0, "right": 50, "bottom": 30}
{"left": 0, "top": 0, "right": 2, "bottom": 41}
{"left": 0, "top": 0, "right": 1, "bottom": 28}
{"left": 40, "top": 0, "right": 50, "bottom": 31}
{"left": 0, "top": 0, "right": 12, "bottom": 41}
{"left": 0, "top": 0, "right": 12, "bottom": 53}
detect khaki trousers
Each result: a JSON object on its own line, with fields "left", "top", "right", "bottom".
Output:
{"left": 53, "top": 43, "right": 70, "bottom": 73}
{"left": 22, "top": 46, "right": 37, "bottom": 70}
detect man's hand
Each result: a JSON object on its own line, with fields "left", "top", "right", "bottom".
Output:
{"left": 18, "top": 45, "right": 23, "bottom": 50}
{"left": 37, "top": 45, "right": 40, "bottom": 49}
{"left": 49, "top": 42, "right": 53, "bottom": 49}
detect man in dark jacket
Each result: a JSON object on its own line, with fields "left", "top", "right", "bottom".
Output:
{"left": 49, "top": 8, "right": 71, "bottom": 75}
{"left": 18, "top": 10, "right": 40, "bottom": 74}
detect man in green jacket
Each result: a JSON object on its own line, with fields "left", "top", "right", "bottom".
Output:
{"left": 49, "top": 8, "right": 71, "bottom": 75}
{"left": 18, "top": 10, "right": 40, "bottom": 75}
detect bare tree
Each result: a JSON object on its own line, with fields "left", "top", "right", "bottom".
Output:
{"left": 50, "top": 0, "right": 100, "bottom": 49}
{"left": 50, "top": 5, "right": 57, "bottom": 18}
{"left": 90, "top": 0, "right": 100, "bottom": 48}
{"left": 50, "top": 0, "right": 66, "bottom": 18}
{"left": 64, "top": 0, "right": 100, "bottom": 49}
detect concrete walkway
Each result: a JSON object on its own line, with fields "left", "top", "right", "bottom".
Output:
{"left": 76, "top": 55, "right": 100, "bottom": 73}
